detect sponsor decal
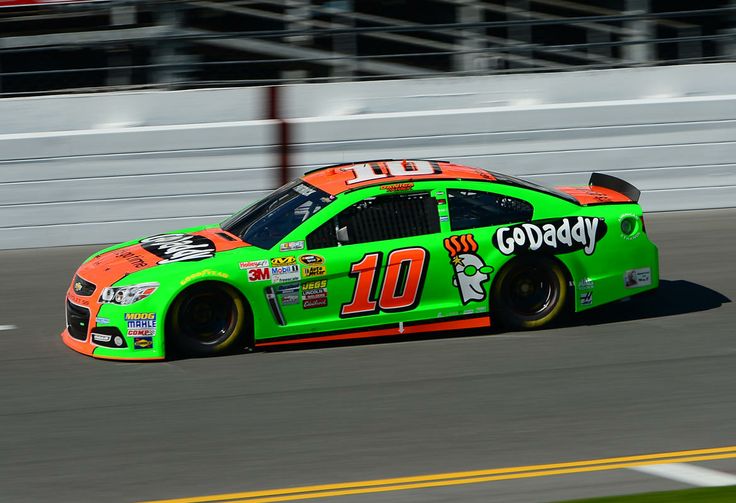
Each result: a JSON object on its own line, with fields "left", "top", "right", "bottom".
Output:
{"left": 281, "top": 293, "right": 299, "bottom": 306}
{"left": 302, "top": 265, "right": 326, "bottom": 278}
{"left": 133, "top": 337, "right": 154, "bottom": 349}
{"left": 302, "top": 279, "right": 327, "bottom": 291}
{"left": 303, "top": 297, "right": 328, "bottom": 309}
{"left": 280, "top": 241, "right": 305, "bottom": 252}
{"left": 124, "top": 312, "right": 156, "bottom": 334}
{"left": 141, "top": 234, "right": 216, "bottom": 264}
{"left": 180, "top": 269, "right": 229, "bottom": 286}
{"left": 92, "top": 333, "right": 112, "bottom": 343}
{"left": 624, "top": 268, "right": 652, "bottom": 288}
{"left": 67, "top": 293, "right": 89, "bottom": 306}
{"left": 580, "top": 291, "right": 593, "bottom": 306}
{"left": 578, "top": 278, "right": 594, "bottom": 290}
{"left": 113, "top": 249, "right": 148, "bottom": 269}
{"left": 303, "top": 287, "right": 327, "bottom": 299}
{"left": 247, "top": 267, "right": 271, "bottom": 282}
{"left": 271, "top": 265, "right": 300, "bottom": 284}
{"left": 475, "top": 306, "right": 488, "bottom": 313}
{"left": 380, "top": 182, "right": 414, "bottom": 192}
{"left": 270, "top": 256, "right": 296, "bottom": 266}
{"left": 439, "top": 216, "right": 449, "bottom": 222}
{"left": 299, "top": 254, "right": 325, "bottom": 265}
{"left": 276, "top": 283, "right": 300, "bottom": 294}
{"left": 95, "top": 317, "right": 110, "bottom": 325}
{"left": 293, "top": 184, "right": 316, "bottom": 196}
{"left": 128, "top": 328, "right": 155, "bottom": 337}
{"left": 493, "top": 217, "right": 607, "bottom": 256}
{"left": 444, "top": 234, "right": 493, "bottom": 305}
{"left": 239, "top": 259, "right": 268, "bottom": 269}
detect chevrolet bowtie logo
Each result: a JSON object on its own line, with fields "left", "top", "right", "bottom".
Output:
{"left": 74, "top": 282, "right": 83, "bottom": 292}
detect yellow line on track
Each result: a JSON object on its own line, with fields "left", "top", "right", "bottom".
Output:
{"left": 140, "top": 445, "right": 736, "bottom": 503}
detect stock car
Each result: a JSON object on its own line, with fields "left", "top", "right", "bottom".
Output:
{"left": 62, "top": 160, "right": 659, "bottom": 360}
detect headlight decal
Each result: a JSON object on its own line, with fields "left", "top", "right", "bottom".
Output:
{"left": 99, "top": 283, "right": 159, "bottom": 305}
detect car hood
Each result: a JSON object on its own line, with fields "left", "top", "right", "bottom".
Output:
{"left": 76, "top": 227, "right": 250, "bottom": 287}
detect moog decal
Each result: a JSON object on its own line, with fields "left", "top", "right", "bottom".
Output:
{"left": 141, "top": 234, "right": 216, "bottom": 264}
{"left": 493, "top": 217, "right": 607, "bottom": 256}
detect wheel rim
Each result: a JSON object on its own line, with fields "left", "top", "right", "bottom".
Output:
{"left": 177, "top": 287, "right": 238, "bottom": 345}
{"left": 503, "top": 264, "right": 559, "bottom": 317}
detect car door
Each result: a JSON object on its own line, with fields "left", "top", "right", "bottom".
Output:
{"left": 265, "top": 185, "right": 454, "bottom": 340}
{"left": 442, "top": 183, "right": 535, "bottom": 309}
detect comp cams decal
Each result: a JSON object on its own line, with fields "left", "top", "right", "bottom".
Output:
{"left": 124, "top": 312, "right": 156, "bottom": 337}
{"left": 141, "top": 234, "right": 216, "bottom": 264}
{"left": 493, "top": 217, "right": 607, "bottom": 256}
{"left": 443, "top": 234, "right": 493, "bottom": 305}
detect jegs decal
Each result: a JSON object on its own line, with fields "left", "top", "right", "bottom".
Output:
{"left": 493, "top": 217, "right": 607, "bottom": 256}
{"left": 443, "top": 234, "right": 493, "bottom": 305}
{"left": 141, "top": 234, "right": 216, "bottom": 264}
{"left": 340, "top": 247, "right": 429, "bottom": 318}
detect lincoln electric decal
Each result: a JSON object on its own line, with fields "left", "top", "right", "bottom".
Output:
{"left": 444, "top": 234, "right": 493, "bottom": 305}
{"left": 493, "top": 217, "right": 607, "bottom": 256}
{"left": 140, "top": 234, "right": 216, "bottom": 264}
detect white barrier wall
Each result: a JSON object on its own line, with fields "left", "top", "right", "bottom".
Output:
{"left": 1, "top": 63, "right": 736, "bottom": 249}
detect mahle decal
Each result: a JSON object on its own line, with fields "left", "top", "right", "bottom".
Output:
{"left": 493, "top": 217, "right": 607, "bottom": 256}
{"left": 444, "top": 234, "right": 493, "bottom": 305}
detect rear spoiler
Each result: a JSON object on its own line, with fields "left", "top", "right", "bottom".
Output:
{"left": 589, "top": 172, "right": 640, "bottom": 203}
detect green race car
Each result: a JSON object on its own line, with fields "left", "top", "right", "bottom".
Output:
{"left": 62, "top": 160, "right": 659, "bottom": 360}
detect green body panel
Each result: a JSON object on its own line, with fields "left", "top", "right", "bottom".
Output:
{"left": 79, "top": 178, "right": 658, "bottom": 360}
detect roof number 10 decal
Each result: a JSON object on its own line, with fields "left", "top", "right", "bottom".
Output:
{"left": 342, "top": 160, "right": 441, "bottom": 185}
{"left": 340, "top": 247, "right": 429, "bottom": 318}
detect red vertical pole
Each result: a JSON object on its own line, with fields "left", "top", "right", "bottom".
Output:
{"left": 267, "top": 85, "right": 290, "bottom": 187}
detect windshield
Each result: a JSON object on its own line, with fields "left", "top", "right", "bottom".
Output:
{"left": 221, "top": 181, "right": 333, "bottom": 249}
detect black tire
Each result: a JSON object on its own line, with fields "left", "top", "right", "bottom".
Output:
{"left": 167, "top": 282, "right": 248, "bottom": 357}
{"left": 491, "top": 255, "right": 568, "bottom": 330}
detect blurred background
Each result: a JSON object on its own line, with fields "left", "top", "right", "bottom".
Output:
{"left": 1, "top": 1, "right": 735, "bottom": 250}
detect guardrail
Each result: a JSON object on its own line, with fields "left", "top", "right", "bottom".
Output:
{"left": 1, "top": 63, "right": 735, "bottom": 249}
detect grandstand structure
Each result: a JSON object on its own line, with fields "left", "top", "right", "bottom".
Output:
{"left": 0, "top": 0, "right": 734, "bottom": 96}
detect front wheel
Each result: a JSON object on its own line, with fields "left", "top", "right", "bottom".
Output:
{"left": 491, "top": 256, "right": 568, "bottom": 330}
{"left": 167, "top": 282, "right": 248, "bottom": 357}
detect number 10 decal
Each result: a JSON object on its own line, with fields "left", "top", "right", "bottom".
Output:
{"left": 341, "top": 247, "right": 429, "bottom": 318}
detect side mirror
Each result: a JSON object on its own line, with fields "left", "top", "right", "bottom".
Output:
{"left": 336, "top": 226, "right": 349, "bottom": 244}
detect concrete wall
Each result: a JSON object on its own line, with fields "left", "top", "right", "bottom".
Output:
{"left": 2, "top": 63, "right": 736, "bottom": 249}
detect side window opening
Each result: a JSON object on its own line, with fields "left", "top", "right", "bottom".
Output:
{"left": 447, "top": 189, "right": 533, "bottom": 231}
{"left": 306, "top": 192, "right": 440, "bottom": 249}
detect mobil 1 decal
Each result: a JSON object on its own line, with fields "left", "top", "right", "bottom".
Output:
{"left": 444, "top": 234, "right": 493, "bottom": 305}
{"left": 340, "top": 247, "right": 429, "bottom": 318}
{"left": 493, "top": 216, "right": 607, "bottom": 256}
{"left": 141, "top": 234, "right": 216, "bottom": 264}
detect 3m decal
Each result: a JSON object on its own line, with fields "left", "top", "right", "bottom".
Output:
{"left": 271, "top": 256, "right": 296, "bottom": 266}
{"left": 141, "top": 234, "right": 215, "bottom": 264}
{"left": 299, "top": 254, "right": 325, "bottom": 265}
{"left": 444, "top": 234, "right": 493, "bottom": 305}
{"left": 493, "top": 217, "right": 607, "bottom": 256}
{"left": 247, "top": 267, "right": 271, "bottom": 282}
{"left": 280, "top": 241, "right": 305, "bottom": 252}
{"left": 302, "top": 265, "right": 326, "bottom": 278}
{"left": 342, "top": 160, "right": 441, "bottom": 185}
{"left": 340, "top": 247, "right": 429, "bottom": 318}
{"left": 240, "top": 260, "right": 268, "bottom": 269}
{"left": 624, "top": 268, "right": 652, "bottom": 288}
{"left": 271, "top": 265, "right": 300, "bottom": 284}
{"left": 133, "top": 337, "right": 154, "bottom": 349}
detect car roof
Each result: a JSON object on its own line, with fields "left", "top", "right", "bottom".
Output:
{"left": 301, "top": 159, "right": 497, "bottom": 195}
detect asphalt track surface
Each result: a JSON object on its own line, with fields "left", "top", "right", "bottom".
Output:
{"left": 1, "top": 209, "right": 735, "bottom": 503}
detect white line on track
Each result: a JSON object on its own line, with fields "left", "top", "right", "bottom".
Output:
{"left": 630, "top": 463, "right": 736, "bottom": 487}
{"left": 0, "top": 325, "right": 18, "bottom": 331}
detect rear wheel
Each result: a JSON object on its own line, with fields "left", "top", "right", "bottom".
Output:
{"left": 167, "top": 282, "right": 248, "bottom": 357}
{"left": 491, "top": 256, "right": 568, "bottom": 330}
